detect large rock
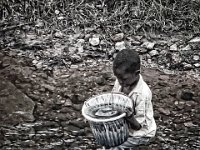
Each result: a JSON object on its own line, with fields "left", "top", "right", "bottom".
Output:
{"left": 189, "top": 37, "right": 200, "bottom": 43}
{"left": 111, "top": 33, "right": 124, "bottom": 42}
{"left": 141, "top": 41, "right": 155, "bottom": 50}
{"left": 89, "top": 37, "right": 100, "bottom": 46}
{"left": 149, "top": 50, "right": 159, "bottom": 56}
{"left": 170, "top": 44, "right": 178, "bottom": 51}
{"left": 0, "top": 76, "right": 35, "bottom": 125}
{"left": 115, "top": 41, "right": 126, "bottom": 51}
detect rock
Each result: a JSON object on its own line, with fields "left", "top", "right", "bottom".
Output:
{"left": 20, "top": 140, "right": 35, "bottom": 147}
{"left": 177, "top": 104, "right": 185, "bottom": 110}
{"left": 70, "top": 55, "right": 82, "bottom": 63}
{"left": 0, "top": 76, "right": 35, "bottom": 125}
{"left": 189, "top": 37, "right": 200, "bottom": 43}
{"left": 111, "top": 33, "right": 124, "bottom": 42}
{"left": 0, "top": 53, "right": 4, "bottom": 66}
{"left": 64, "top": 125, "right": 83, "bottom": 136}
{"left": 36, "top": 130, "right": 56, "bottom": 137}
{"left": 182, "top": 62, "right": 193, "bottom": 70}
{"left": 32, "top": 59, "right": 38, "bottom": 65}
{"left": 70, "top": 65, "right": 79, "bottom": 69}
{"left": 147, "top": 58, "right": 152, "bottom": 64}
{"left": 115, "top": 41, "right": 126, "bottom": 51}
{"left": 175, "top": 101, "right": 185, "bottom": 110}
{"left": 72, "top": 104, "right": 82, "bottom": 111}
{"left": 50, "top": 141, "right": 63, "bottom": 147}
{"left": 70, "top": 141, "right": 82, "bottom": 148}
{"left": 41, "top": 121, "right": 59, "bottom": 128}
{"left": 70, "top": 94, "right": 82, "bottom": 104}
{"left": 171, "top": 53, "right": 182, "bottom": 63}
{"left": 194, "top": 63, "right": 200, "bottom": 67}
{"left": 136, "top": 47, "right": 148, "bottom": 53}
{"left": 156, "top": 40, "right": 168, "bottom": 47}
{"left": 35, "top": 20, "right": 44, "bottom": 28}
{"left": 181, "top": 45, "right": 191, "bottom": 51}
{"left": 141, "top": 41, "right": 155, "bottom": 49}
{"left": 170, "top": 44, "right": 178, "bottom": 51}
{"left": 149, "top": 50, "right": 159, "bottom": 56}
{"left": 96, "top": 76, "right": 106, "bottom": 85}
{"left": 126, "top": 41, "right": 132, "bottom": 48}
{"left": 68, "top": 47, "right": 77, "bottom": 54}
{"left": 35, "top": 61, "right": 43, "bottom": 69}
{"left": 69, "top": 120, "right": 88, "bottom": 129}
{"left": 55, "top": 10, "right": 60, "bottom": 14}
{"left": 108, "top": 47, "right": 115, "bottom": 56}
{"left": 57, "top": 16, "right": 64, "bottom": 20}
{"left": 89, "top": 37, "right": 100, "bottom": 46}
{"left": 180, "top": 91, "right": 194, "bottom": 100}
{"left": 158, "top": 108, "right": 171, "bottom": 116}
{"left": 13, "top": 111, "right": 35, "bottom": 122}
{"left": 42, "top": 84, "right": 55, "bottom": 92}
{"left": 100, "top": 40, "right": 107, "bottom": 47}
{"left": 154, "top": 110, "right": 160, "bottom": 119}
{"left": 185, "top": 100, "right": 196, "bottom": 107}
{"left": 78, "top": 46, "right": 84, "bottom": 53}
{"left": 127, "top": 36, "right": 141, "bottom": 45}
{"left": 76, "top": 39, "right": 85, "bottom": 47}
{"left": 184, "top": 122, "right": 196, "bottom": 127}
{"left": 54, "top": 31, "right": 63, "bottom": 38}
{"left": 102, "top": 72, "right": 112, "bottom": 80}
{"left": 84, "top": 34, "right": 91, "bottom": 41}
{"left": 193, "top": 55, "right": 199, "bottom": 61}
{"left": 64, "top": 139, "right": 75, "bottom": 145}
{"left": 157, "top": 136, "right": 165, "bottom": 142}
{"left": 56, "top": 113, "right": 71, "bottom": 121}
{"left": 64, "top": 99, "right": 73, "bottom": 106}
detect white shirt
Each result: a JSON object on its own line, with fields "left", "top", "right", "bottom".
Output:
{"left": 112, "top": 74, "right": 157, "bottom": 138}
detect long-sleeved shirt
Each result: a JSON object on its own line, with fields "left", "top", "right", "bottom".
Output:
{"left": 112, "top": 74, "right": 157, "bottom": 138}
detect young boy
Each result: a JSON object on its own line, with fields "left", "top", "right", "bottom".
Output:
{"left": 111, "top": 49, "right": 157, "bottom": 149}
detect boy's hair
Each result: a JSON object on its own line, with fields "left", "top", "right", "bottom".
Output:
{"left": 113, "top": 49, "right": 140, "bottom": 73}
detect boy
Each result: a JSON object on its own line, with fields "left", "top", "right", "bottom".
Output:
{"left": 111, "top": 49, "right": 156, "bottom": 149}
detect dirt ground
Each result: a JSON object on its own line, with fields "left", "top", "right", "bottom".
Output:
{"left": 0, "top": 46, "right": 200, "bottom": 150}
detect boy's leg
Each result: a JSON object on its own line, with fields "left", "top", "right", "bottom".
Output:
{"left": 111, "top": 137, "right": 151, "bottom": 150}
{"left": 103, "top": 137, "right": 151, "bottom": 150}
{"left": 116, "top": 137, "right": 140, "bottom": 149}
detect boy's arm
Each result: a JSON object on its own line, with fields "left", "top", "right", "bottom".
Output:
{"left": 127, "top": 93, "right": 152, "bottom": 130}
{"left": 126, "top": 114, "right": 141, "bottom": 130}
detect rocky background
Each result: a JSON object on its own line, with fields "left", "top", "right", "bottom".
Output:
{"left": 0, "top": 0, "right": 200, "bottom": 149}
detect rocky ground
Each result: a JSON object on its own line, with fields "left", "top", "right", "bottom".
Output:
{"left": 0, "top": 27, "right": 200, "bottom": 150}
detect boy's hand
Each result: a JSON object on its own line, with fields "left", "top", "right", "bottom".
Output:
{"left": 124, "top": 107, "right": 133, "bottom": 117}
{"left": 125, "top": 115, "right": 141, "bottom": 130}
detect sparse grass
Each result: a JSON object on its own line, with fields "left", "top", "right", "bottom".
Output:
{"left": 0, "top": 0, "right": 200, "bottom": 35}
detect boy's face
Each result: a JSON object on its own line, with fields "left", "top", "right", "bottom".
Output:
{"left": 114, "top": 67, "right": 140, "bottom": 89}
